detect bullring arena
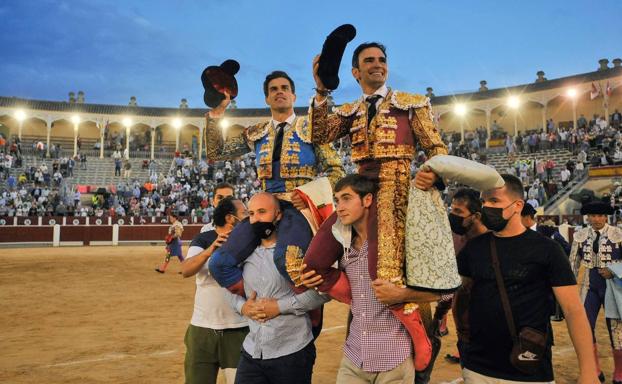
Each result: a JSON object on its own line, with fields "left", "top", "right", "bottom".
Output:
{"left": 1, "top": 59, "right": 622, "bottom": 383}
{"left": 0, "top": 245, "right": 615, "bottom": 384}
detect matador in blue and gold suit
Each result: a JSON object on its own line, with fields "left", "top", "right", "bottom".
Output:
{"left": 205, "top": 110, "right": 344, "bottom": 335}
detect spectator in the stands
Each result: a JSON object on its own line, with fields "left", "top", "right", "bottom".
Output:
{"left": 123, "top": 160, "right": 132, "bottom": 179}
{"left": 545, "top": 158, "right": 556, "bottom": 181}
{"left": 55, "top": 201, "right": 67, "bottom": 216}
{"left": 53, "top": 170, "right": 63, "bottom": 186}
{"left": 80, "top": 153, "right": 87, "bottom": 170}
{"left": 560, "top": 167, "right": 571, "bottom": 187}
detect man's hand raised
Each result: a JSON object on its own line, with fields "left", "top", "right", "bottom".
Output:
{"left": 312, "top": 55, "right": 328, "bottom": 104}
{"left": 207, "top": 92, "right": 231, "bottom": 119}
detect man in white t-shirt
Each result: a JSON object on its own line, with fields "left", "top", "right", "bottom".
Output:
{"left": 182, "top": 197, "right": 249, "bottom": 384}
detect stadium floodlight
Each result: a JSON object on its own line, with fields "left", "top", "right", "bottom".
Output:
{"left": 454, "top": 103, "right": 467, "bottom": 117}
{"left": 71, "top": 115, "right": 81, "bottom": 125}
{"left": 219, "top": 118, "right": 230, "bottom": 129}
{"left": 507, "top": 96, "right": 520, "bottom": 109}
{"left": 122, "top": 117, "right": 133, "bottom": 127}
{"left": 15, "top": 110, "right": 26, "bottom": 122}
{"left": 172, "top": 118, "right": 182, "bottom": 129}
{"left": 567, "top": 88, "right": 578, "bottom": 129}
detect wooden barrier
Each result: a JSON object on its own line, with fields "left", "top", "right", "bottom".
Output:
{"left": 0, "top": 226, "right": 54, "bottom": 243}
{"left": 0, "top": 224, "right": 203, "bottom": 246}
{"left": 589, "top": 165, "right": 622, "bottom": 178}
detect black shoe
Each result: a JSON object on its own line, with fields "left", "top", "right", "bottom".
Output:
{"left": 414, "top": 335, "right": 441, "bottom": 384}
{"left": 155, "top": 268, "right": 164, "bottom": 274}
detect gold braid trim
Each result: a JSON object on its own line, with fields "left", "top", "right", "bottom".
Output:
{"left": 310, "top": 102, "right": 351, "bottom": 145}
{"left": 294, "top": 117, "right": 312, "bottom": 143}
{"left": 376, "top": 159, "right": 411, "bottom": 284}
{"left": 204, "top": 117, "right": 224, "bottom": 160}
{"left": 334, "top": 100, "right": 362, "bottom": 117}
{"left": 411, "top": 107, "right": 448, "bottom": 158}
{"left": 285, "top": 245, "right": 305, "bottom": 286}
{"left": 246, "top": 121, "right": 271, "bottom": 142}
{"left": 390, "top": 91, "right": 430, "bottom": 111}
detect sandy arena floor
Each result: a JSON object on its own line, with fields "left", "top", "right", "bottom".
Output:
{"left": 0, "top": 245, "right": 613, "bottom": 383}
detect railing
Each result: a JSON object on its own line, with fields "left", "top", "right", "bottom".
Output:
{"left": 543, "top": 170, "right": 589, "bottom": 212}
{"left": 17, "top": 146, "right": 177, "bottom": 159}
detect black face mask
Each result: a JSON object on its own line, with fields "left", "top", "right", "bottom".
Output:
{"left": 251, "top": 221, "right": 276, "bottom": 239}
{"left": 481, "top": 201, "right": 517, "bottom": 232}
{"left": 448, "top": 213, "right": 472, "bottom": 236}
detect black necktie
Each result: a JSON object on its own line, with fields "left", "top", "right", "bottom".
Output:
{"left": 272, "top": 122, "right": 287, "bottom": 161}
{"left": 366, "top": 95, "right": 382, "bottom": 126}
{"left": 593, "top": 231, "right": 600, "bottom": 254}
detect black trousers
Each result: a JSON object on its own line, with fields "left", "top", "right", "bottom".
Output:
{"left": 234, "top": 342, "right": 316, "bottom": 384}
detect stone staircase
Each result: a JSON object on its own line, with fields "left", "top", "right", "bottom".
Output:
{"left": 2, "top": 156, "right": 171, "bottom": 189}
{"left": 485, "top": 149, "right": 576, "bottom": 180}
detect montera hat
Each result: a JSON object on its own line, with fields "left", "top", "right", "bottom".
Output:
{"left": 318, "top": 24, "right": 356, "bottom": 90}
{"left": 201, "top": 59, "right": 240, "bottom": 108}
{"left": 580, "top": 201, "right": 615, "bottom": 215}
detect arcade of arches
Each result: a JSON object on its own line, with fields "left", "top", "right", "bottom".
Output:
{"left": 1, "top": 64, "right": 621, "bottom": 158}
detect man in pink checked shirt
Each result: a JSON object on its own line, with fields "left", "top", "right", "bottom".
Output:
{"left": 301, "top": 174, "right": 438, "bottom": 383}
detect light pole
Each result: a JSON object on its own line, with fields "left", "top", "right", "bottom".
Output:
{"left": 172, "top": 118, "right": 182, "bottom": 152}
{"left": 566, "top": 88, "right": 578, "bottom": 129}
{"left": 122, "top": 117, "right": 132, "bottom": 159}
{"left": 507, "top": 96, "right": 520, "bottom": 137}
{"left": 454, "top": 104, "right": 467, "bottom": 144}
{"left": 98, "top": 121, "right": 105, "bottom": 159}
{"left": 71, "top": 115, "right": 80, "bottom": 157}
{"left": 15, "top": 110, "right": 26, "bottom": 140}
{"left": 150, "top": 127, "right": 156, "bottom": 160}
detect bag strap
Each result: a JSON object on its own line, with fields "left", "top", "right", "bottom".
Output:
{"left": 490, "top": 236, "right": 519, "bottom": 342}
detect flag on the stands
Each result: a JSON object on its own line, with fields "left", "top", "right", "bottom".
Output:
{"left": 433, "top": 112, "right": 441, "bottom": 125}
{"left": 590, "top": 82, "right": 601, "bottom": 100}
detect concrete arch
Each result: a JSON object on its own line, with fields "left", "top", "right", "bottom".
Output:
{"left": 178, "top": 124, "right": 199, "bottom": 153}
{"left": 0, "top": 114, "right": 46, "bottom": 137}
{"left": 48, "top": 118, "right": 75, "bottom": 140}
{"left": 155, "top": 123, "right": 176, "bottom": 143}
{"left": 128, "top": 123, "right": 152, "bottom": 151}
{"left": 75, "top": 121, "right": 100, "bottom": 141}
{"left": 19, "top": 116, "right": 48, "bottom": 139}
{"left": 0, "top": 114, "right": 19, "bottom": 138}
{"left": 0, "top": 122, "right": 9, "bottom": 140}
